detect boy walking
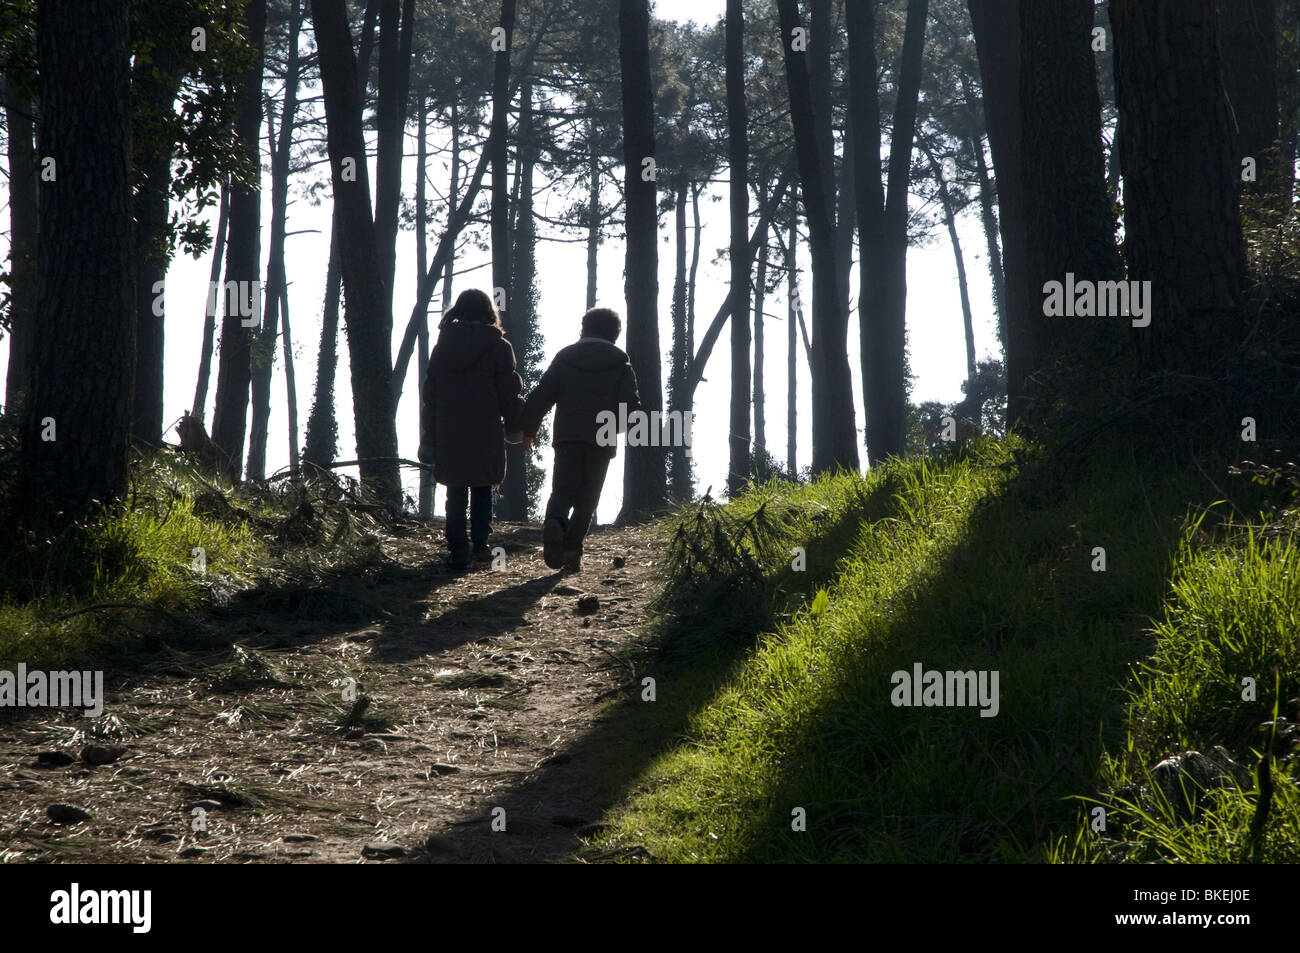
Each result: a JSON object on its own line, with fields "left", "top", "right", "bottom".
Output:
{"left": 519, "top": 307, "right": 642, "bottom": 572}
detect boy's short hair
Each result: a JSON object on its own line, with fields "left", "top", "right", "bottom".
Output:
{"left": 581, "top": 307, "right": 621, "bottom": 343}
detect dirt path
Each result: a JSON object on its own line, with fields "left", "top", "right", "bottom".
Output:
{"left": 0, "top": 521, "right": 662, "bottom": 864}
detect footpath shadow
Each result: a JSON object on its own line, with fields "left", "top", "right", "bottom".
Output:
{"left": 400, "top": 480, "right": 905, "bottom": 863}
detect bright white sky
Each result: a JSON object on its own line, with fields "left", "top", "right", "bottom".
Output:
{"left": 0, "top": 0, "right": 999, "bottom": 523}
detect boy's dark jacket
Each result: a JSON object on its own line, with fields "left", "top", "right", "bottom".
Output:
{"left": 520, "top": 338, "right": 642, "bottom": 456}
{"left": 419, "top": 321, "right": 525, "bottom": 487}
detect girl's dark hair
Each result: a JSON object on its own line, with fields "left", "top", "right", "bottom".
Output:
{"left": 440, "top": 288, "right": 501, "bottom": 329}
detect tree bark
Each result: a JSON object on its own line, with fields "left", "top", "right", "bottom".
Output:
{"left": 490, "top": 0, "right": 517, "bottom": 326}
{"left": 786, "top": 203, "right": 798, "bottom": 477}
{"left": 279, "top": 282, "right": 299, "bottom": 476}
{"left": 3, "top": 76, "right": 38, "bottom": 417}
{"left": 374, "top": 0, "right": 416, "bottom": 310}
{"left": 302, "top": 215, "right": 341, "bottom": 469}
{"left": 968, "top": 0, "right": 1031, "bottom": 424}
{"left": 1216, "top": 0, "right": 1279, "bottom": 197}
{"left": 415, "top": 90, "right": 433, "bottom": 518}
{"left": 618, "top": 0, "right": 667, "bottom": 519}
{"left": 192, "top": 181, "right": 229, "bottom": 423}
{"left": 849, "top": 0, "right": 928, "bottom": 465}
{"left": 130, "top": 38, "right": 181, "bottom": 448}
{"left": 669, "top": 179, "right": 691, "bottom": 500}
{"left": 211, "top": 0, "right": 267, "bottom": 478}
{"left": 311, "top": 0, "right": 400, "bottom": 501}
{"left": 777, "top": 0, "right": 858, "bottom": 474}
{"left": 18, "top": 0, "right": 134, "bottom": 523}
{"left": 248, "top": 0, "right": 301, "bottom": 480}
{"left": 754, "top": 216, "right": 769, "bottom": 464}
{"left": 726, "top": 0, "right": 751, "bottom": 497}
{"left": 1111, "top": 0, "right": 1247, "bottom": 375}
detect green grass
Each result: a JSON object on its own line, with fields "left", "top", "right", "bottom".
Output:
{"left": 590, "top": 436, "right": 1300, "bottom": 863}
{"left": 0, "top": 450, "right": 385, "bottom": 672}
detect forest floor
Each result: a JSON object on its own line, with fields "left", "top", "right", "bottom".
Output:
{"left": 0, "top": 520, "right": 663, "bottom": 864}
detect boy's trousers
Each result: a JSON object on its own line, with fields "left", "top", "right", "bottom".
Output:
{"left": 545, "top": 441, "right": 612, "bottom": 551}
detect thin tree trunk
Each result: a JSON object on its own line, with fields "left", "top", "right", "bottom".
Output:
{"left": 374, "top": 0, "right": 416, "bottom": 310}
{"left": 302, "top": 215, "right": 341, "bottom": 469}
{"left": 211, "top": 0, "right": 267, "bottom": 478}
{"left": 669, "top": 180, "right": 691, "bottom": 500}
{"left": 727, "top": 0, "right": 751, "bottom": 497}
{"left": 1216, "top": 0, "right": 1279, "bottom": 198}
{"left": 192, "top": 181, "right": 229, "bottom": 423}
{"left": 753, "top": 216, "right": 769, "bottom": 465}
{"left": 776, "top": 0, "right": 858, "bottom": 474}
{"left": 787, "top": 203, "right": 798, "bottom": 477}
{"left": 618, "top": 0, "right": 666, "bottom": 519}
{"left": 688, "top": 181, "right": 702, "bottom": 356}
{"left": 586, "top": 117, "right": 600, "bottom": 309}
{"left": 501, "top": 73, "right": 538, "bottom": 521}
{"left": 962, "top": 74, "right": 1005, "bottom": 342}
{"left": 130, "top": 39, "right": 181, "bottom": 448}
{"left": 415, "top": 90, "right": 432, "bottom": 518}
{"left": 3, "top": 76, "right": 38, "bottom": 417}
{"left": 19, "top": 0, "right": 134, "bottom": 522}
{"left": 280, "top": 282, "right": 299, "bottom": 476}
{"left": 490, "top": 0, "right": 517, "bottom": 328}
{"left": 248, "top": 0, "right": 301, "bottom": 481}
{"left": 924, "top": 143, "right": 977, "bottom": 381}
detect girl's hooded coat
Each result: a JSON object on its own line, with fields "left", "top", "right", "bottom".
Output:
{"left": 419, "top": 321, "right": 525, "bottom": 487}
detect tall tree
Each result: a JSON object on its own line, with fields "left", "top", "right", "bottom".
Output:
{"left": 17, "top": 0, "right": 134, "bottom": 522}
{"left": 191, "top": 180, "right": 228, "bottom": 422}
{"left": 302, "top": 217, "right": 341, "bottom": 469}
{"left": 1111, "top": 0, "right": 1247, "bottom": 374}
{"left": 373, "top": 0, "right": 415, "bottom": 309}
{"left": 1216, "top": 0, "right": 1279, "bottom": 197}
{"left": 776, "top": 0, "right": 859, "bottom": 473}
{"left": 727, "top": 0, "right": 751, "bottom": 496}
{"left": 1019, "top": 0, "right": 1121, "bottom": 408}
{"left": 248, "top": 0, "right": 302, "bottom": 481}
{"left": 848, "top": 0, "right": 928, "bottom": 465}
{"left": 129, "top": 16, "right": 182, "bottom": 448}
{"left": 968, "top": 0, "right": 1030, "bottom": 423}
{"left": 786, "top": 203, "right": 799, "bottom": 477}
{"left": 311, "top": 0, "right": 400, "bottom": 500}
{"left": 210, "top": 0, "right": 266, "bottom": 478}
{"left": 618, "top": 0, "right": 667, "bottom": 518}
{"left": 2, "top": 74, "right": 37, "bottom": 416}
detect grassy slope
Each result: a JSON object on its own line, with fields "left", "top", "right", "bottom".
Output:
{"left": 591, "top": 437, "right": 1300, "bottom": 862}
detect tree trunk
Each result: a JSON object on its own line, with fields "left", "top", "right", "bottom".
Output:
{"left": 849, "top": 0, "right": 927, "bottom": 465}
{"left": 1019, "top": 0, "right": 1122, "bottom": 406}
{"left": 192, "top": 181, "right": 229, "bottom": 423}
{"left": 310, "top": 0, "right": 400, "bottom": 501}
{"left": 1216, "top": 0, "right": 1279, "bottom": 197}
{"left": 753, "top": 214, "right": 769, "bottom": 464}
{"left": 415, "top": 90, "right": 433, "bottom": 518}
{"left": 3, "top": 76, "right": 38, "bottom": 417}
{"left": 501, "top": 73, "right": 538, "bottom": 521}
{"left": 18, "top": 0, "right": 134, "bottom": 523}
{"left": 1111, "top": 0, "right": 1247, "bottom": 375}
{"left": 786, "top": 203, "right": 798, "bottom": 477}
{"left": 280, "top": 283, "right": 299, "bottom": 476}
{"left": 302, "top": 215, "right": 341, "bottom": 469}
{"left": 689, "top": 181, "right": 702, "bottom": 354}
{"left": 925, "top": 143, "right": 977, "bottom": 381}
{"left": 968, "top": 0, "right": 1031, "bottom": 424}
{"left": 669, "top": 180, "right": 691, "bottom": 500}
{"left": 130, "top": 40, "right": 181, "bottom": 448}
{"left": 586, "top": 117, "right": 601, "bottom": 309}
{"left": 248, "top": 0, "right": 301, "bottom": 481}
{"left": 374, "top": 0, "right": 416, "bottom": 310}
{"left": 776, "top": 0, "right": 858, "bottom": 474}
{"left": 490, "top": 0, "right": 517, "bottom": 328}
{"left": 727, "top": 0, "right": 751, "bottom": 497}
{"left": 618, "top": 0, "right": 667, "bottom": 519}
{"left": 211, "top": 0, "right": 267, "bottom": 478}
